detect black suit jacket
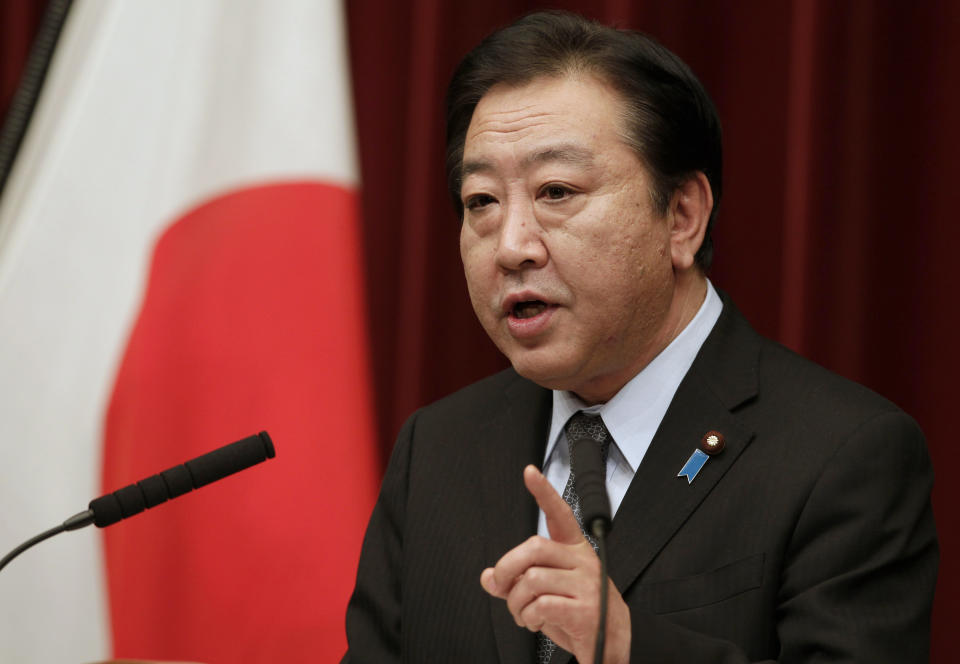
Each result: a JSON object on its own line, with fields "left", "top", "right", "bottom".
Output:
{"left": 343, "top": 298, "right": 938, "bottom": 663}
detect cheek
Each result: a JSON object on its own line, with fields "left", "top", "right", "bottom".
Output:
{"left": 459, "top": 223, "right": 472, "bottom": 263}
{"left": 460, "top": 233, "right": 497, "bottom": 313}
{"left": 460, "top": 228, "right": 483, "bottom": 279}
{"left": 574, "top": 228, "right": 670, "bottom": 318}
{"left": 619, "top": 214, "right": 671, "bottom": 269}
{"left": 461, "top": 238, "right": 489, "bottom": 283}
{"left": 565, "top": 196, "right": 661, "bottom": 262}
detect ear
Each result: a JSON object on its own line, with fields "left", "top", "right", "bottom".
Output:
{"left": 668, "top": 172, "right": 713, "bottom": 272}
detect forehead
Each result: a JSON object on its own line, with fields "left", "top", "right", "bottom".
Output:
{"left": 463, "top": 74, "right": 629, "bottom": 162}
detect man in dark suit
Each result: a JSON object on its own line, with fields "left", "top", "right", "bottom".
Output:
{"left": 343, "top": 11, "right": 937, "bottom": 663}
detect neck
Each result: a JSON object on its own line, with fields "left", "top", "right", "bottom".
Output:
{"left": 661, "top": 270, "right": 709, "bottom": 350}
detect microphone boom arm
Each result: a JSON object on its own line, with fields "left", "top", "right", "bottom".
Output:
{"left": 0, "top": 431, "right": 274, "bottom": 574}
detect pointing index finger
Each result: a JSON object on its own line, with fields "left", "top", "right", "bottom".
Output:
{"left": 523, "top": 464, "right": 586, "bottom": 545}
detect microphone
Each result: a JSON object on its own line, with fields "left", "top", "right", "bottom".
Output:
{"left": 90, "top": 430, "right": 275, "bottom": 527}
{"left": 0, "top": 431, "right": 275, "bottom": 573}
{"left": 570, "top": 435, "right": 611, "bottom": 538}
{"left": 570, "top": 432, "right": 612, "bottom": 664}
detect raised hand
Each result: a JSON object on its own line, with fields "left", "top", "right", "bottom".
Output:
{"left": 480, "top": 465, "right": 631, "bottom": 664}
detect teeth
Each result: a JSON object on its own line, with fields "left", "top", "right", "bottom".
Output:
{"left": 514, "top": 301, "right": 547, "bottom": 319}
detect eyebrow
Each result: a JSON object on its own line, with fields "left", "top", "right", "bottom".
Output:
{"left": 461, "top": 143, "right": 595, "bottom": 179}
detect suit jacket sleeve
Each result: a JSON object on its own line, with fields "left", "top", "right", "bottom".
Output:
{"left": 341, "top": 412, "right": 413, "bottom": 663}
{"left": 623, "top": 409, "right": 937, "bottom": 663}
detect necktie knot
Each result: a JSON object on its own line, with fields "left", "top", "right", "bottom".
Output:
{"left": 564, "top": 411, "right": 611, "bottom": 469}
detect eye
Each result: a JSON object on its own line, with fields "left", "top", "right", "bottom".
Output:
{"left": 464, "top": 193, "right": 496, "bottom": 211}
{"left": 539, "top": 183, "right": 573, "bottom": 201}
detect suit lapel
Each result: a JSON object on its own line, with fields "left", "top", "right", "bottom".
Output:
{"left": 606, "top": 378, "right": 754, "bottom": 593}
{"left": 607, "top": 297, "right": 761, "bottom": 596}
{"left": 478, "top": 372, "right": 551, "bottom": 664}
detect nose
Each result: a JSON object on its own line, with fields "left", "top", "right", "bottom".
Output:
{"left": 494, "top": 200, "right": 548, "bottom": 272}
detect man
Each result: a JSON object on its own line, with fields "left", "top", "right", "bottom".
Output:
{"left": 343, "top": 11, "right": 937, "bottom": 663}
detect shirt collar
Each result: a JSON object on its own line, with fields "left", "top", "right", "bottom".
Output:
{"left": 545, "top": 280, "right": 724, "bottom": 471}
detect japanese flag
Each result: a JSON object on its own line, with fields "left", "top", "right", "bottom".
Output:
{"left": 0, "top": 1, "right": 378, "bottom": 662}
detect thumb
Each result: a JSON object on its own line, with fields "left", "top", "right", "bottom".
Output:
{"left": 523, "top": 465, "right": 585, "bottom": 545}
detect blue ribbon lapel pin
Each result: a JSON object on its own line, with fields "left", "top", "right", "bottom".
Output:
{"left": 677, "top": 431, "right": 726, "bottom": 485}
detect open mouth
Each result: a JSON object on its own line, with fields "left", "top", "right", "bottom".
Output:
{"left": 513, "top": 300, "right": 548, "bottom": 319}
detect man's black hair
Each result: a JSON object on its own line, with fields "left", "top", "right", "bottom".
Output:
{"left": 445, "top": 10, "right": 723, "bottom": 271}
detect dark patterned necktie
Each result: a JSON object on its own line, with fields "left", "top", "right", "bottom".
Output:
{"left": 536, "top": 412, "right": 612, "bottom": 664}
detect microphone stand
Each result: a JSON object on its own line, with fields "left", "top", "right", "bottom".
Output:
{"left": 571, "top": 432, "right": 612, "bottom": 664}
{"left": 590, "top": 519, "right": 610, "bottom": 664}
{"left": 0, "top": 510, "right": 94, "bottom": 573}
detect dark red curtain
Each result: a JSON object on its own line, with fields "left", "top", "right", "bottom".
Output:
{"left": 0, "top": 1, "right": 45, "bottom": 119}
{"left": 3, "top": 0, "right": 957, "bottom": 659}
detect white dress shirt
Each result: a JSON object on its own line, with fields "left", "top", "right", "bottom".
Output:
{"left": 537, "top": 280, "right": 723, "bottom": 538}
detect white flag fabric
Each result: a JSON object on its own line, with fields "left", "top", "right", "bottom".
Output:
{"left": 0, "top": 1, "right": 378, "bottom": 661}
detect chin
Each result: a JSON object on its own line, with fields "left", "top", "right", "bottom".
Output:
{"left": 505, "top": 351, "right": 577, "bottom": 391}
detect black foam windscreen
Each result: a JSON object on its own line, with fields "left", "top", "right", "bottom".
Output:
{"left": 89, "top": 431, "right": 275, "bottom": 528}
{"left": 570, "top": 436, "right": 612, "bottom": 534}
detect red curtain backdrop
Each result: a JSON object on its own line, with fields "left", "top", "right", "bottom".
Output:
{"left": 3, "top": 0, "right": 958, "bottom": 660}
{"left": 0, "top": 1, "right": 45, "bottom": 118}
